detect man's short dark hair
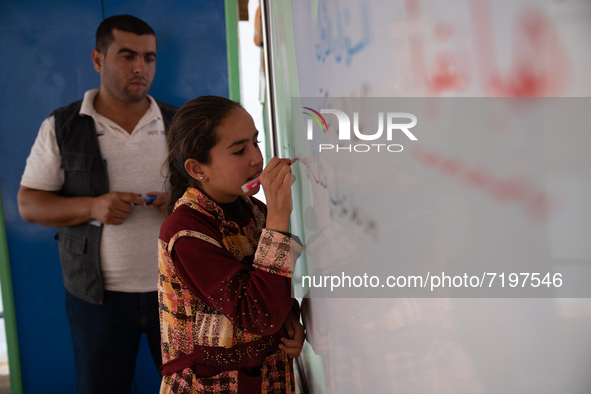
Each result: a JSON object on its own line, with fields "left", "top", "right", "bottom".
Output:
{"left": 96, "top": 15, "right": 156, "bottom": 54}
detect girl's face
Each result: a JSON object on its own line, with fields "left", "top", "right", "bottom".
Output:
{"left": 198, "top": 108, "right": 264, "bottom": 203}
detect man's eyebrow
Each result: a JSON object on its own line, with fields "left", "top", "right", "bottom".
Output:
{"left": 116, "top": 48, "right": 157, "bottom": 57}
{"left": 117, "top": 48, "right": 138, "bottom": 55}
{"left": 226, "top": 131, "right": 259, "bottom": 149}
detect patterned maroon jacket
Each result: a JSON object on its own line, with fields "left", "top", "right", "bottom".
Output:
{"left": 158, "top": 187, "right": 303, "bottom": 393}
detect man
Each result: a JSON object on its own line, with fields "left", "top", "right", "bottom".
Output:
{"left": 17, "top": 15, "right": 177, "bottom": 393}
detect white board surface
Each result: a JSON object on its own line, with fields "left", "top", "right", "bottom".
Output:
{"left": 264, "top": 1, "right": 591, "bottom": 392}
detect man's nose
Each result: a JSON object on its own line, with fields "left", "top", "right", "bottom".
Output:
{"left": 133, "top": 58, "right": 147, "bottom": 75}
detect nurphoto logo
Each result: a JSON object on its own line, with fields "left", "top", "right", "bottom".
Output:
{"left": 302, "top": 107, "right": 418, "bottom": 153}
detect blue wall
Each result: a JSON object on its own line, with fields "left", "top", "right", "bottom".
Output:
{"left": 0, "top": 1, "right": 229, "bottom": 392}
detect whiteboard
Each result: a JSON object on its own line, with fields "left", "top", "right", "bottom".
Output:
{"left": 264, "top": 0, "right": 591, "bottom": 393}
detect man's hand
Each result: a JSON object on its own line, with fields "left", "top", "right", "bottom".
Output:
{"left": 91, "top": 192, "right": 145, "bottom": 225}
{"left": 147, "top": 191, "right": 171, "bottom": 218}
{"left": 279, "top": 309, "right": 305, "bottom": 358}
{"left": 17, "top": 186, "right": 146, "bottom": 228}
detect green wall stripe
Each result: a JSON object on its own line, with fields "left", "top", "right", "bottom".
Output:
{"left": 224, "top": 0, "right": 241, "bottom": 102}
{"left": 0, "top": 191, "right": 23, "bottom": 394}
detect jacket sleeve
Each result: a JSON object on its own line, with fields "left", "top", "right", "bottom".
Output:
{"left": 171, "top": 228, "right": 304, "bottom": 336}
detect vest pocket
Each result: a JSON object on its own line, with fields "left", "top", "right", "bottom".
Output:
{"left": 55, "top": 228, "right": 89, "bottom": 294}
{"left": 55, "top": 229, "right": 86, "bottom": 255}
{"left": 62, "top": 152, "right": 93, "bottom": 196}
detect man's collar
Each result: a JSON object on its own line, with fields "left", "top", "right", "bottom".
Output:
{"left": 79, "top": 89, "right": 100, "bottom": 117}
{"left": 79, "top": 89, "right": 161, "bottom": 122}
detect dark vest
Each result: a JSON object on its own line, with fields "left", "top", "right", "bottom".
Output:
{"left": 52, "top": 99, "right": 178, "bottom": 304}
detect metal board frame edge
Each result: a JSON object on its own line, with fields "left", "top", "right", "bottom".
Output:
{"left": 261, "top": 0, "right": 278, "bottom": 157}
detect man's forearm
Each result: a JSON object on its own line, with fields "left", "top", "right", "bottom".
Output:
{"left": 18, "top": 186, "right": 95, "bottom": 227}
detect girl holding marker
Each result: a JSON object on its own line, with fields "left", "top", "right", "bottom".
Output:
{"left": 158, "top": 95, "right": 304, "bottom": 393}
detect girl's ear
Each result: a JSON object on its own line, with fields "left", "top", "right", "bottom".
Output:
{"left": 185, "top": 158, "right": 206, "bottom": 181}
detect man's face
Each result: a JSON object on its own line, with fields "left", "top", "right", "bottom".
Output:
{"left": 93, "top": 29, "right": 157, "bottom": 103}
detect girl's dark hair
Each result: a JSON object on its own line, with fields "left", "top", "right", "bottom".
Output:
{"left": 165, "top": 95, "right": 243, "bottom": 214}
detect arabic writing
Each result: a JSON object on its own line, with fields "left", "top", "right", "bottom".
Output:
{"left": 316, "top": 0, "right": 371, "bottom": 65}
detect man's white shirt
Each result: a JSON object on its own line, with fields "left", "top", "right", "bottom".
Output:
{"left": 21, "top": 89, "right": 168, "bottom": 292}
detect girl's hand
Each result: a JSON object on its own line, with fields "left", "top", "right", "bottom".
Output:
{"left": 260, "top": 157, "right": 293, "bottom": 232}
{"left": 279, "top": 309, "right": 305, "bottom": 358}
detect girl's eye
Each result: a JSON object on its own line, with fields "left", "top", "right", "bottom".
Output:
{"left": 233, "top": 149, "right": 245, "bottom": 155}
{"left": 254, "top": 140, "right": 261, "bottom": 146}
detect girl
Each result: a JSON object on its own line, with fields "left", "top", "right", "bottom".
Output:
{"left": 158, "top": 96, "right": 304, "bottom": 393}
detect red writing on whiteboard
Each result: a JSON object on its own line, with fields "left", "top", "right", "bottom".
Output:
{"left": 413, "top": 147, "right": 552, "bottom": 221}
{"left": 405, "top": 0, "right": 469, "bottom": 95}
{"left": 469, "top": 1, "right": 569, "bottom": 96}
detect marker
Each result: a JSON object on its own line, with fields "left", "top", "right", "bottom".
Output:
{"left": 143, "top": 196, "right": 157, "bottom": 205}
{"left": 241, "top": 158, "right": 297, "bottom": 193}
{"left": 130, "top": 196, "right": 158, "bottom": 206}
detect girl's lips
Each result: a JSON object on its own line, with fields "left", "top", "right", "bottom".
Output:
{"left": 247, "top": 172, "right": 261, "bottom": 182}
